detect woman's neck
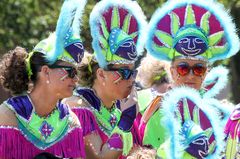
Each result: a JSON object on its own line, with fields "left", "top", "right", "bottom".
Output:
{"left": 29, "top": 86, "right": 59, "bottom": 117}
{"left": 92, "top": 83, "right": 115, "bottom": 109}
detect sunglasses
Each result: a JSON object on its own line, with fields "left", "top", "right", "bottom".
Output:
{"left": 175, "top": 62, "right": 207, "bottom": 76}
{"left": 49, "top": 65, "right": 78, "bottom": 79}
{"left": 107, "top": 68, "right": 138, "bottom": 80}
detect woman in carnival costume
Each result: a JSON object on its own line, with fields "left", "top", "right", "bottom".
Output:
{"left": 224, "top": 103, "right": 240, "bottom": 158}
{"left": 141, "top": 0, "right": 240, "bottom": 158}
{"left": 136, "top": 61, "right": 232, "bottom": 150}
{"left": 0, "top": 0, "right": 87, "bottom": 158}
{"left": 63, "top": 0, "right": 147, "bottom": 158}
{"left": 224, "top": 77, "right": 240, "bottom": 155}
{"left": 134, "top": 55, "right": 171, "bottom": 148}
{"left": 136, "top": 55, "right": 171, "bottom": 96}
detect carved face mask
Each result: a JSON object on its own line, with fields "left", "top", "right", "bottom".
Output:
{"left": 174, "top": 35, "right": 208, "bottom": 56}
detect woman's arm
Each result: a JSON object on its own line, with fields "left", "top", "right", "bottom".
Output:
{"left": 0, "top": 103, "right": 17, "bottom": 127}
{"left": 65, "top": 97, "right": 135, "bottom": 159}
{"left": 64, "top": 96, "right": 123, "bottom": 158}
{"left": 62, "top": 96, "right": 84, "bottom": 108}
{"left": 84, "top": 132, "right": 122, "bottom": 159}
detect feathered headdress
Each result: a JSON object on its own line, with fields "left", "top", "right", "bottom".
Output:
{"left": 146, "top": 0, "right": 240, "bottom": 62}
{"left": 160, "top": 86, "right": 224, "bottom": 158}
{"left": 200, "top": 65, "right": 229, "bottom": 98}
{"left": 33, "top": 0, "right": 87, "bottom": 65}
{"left": 89, "top": 0, "right": 147, "bottom": 68}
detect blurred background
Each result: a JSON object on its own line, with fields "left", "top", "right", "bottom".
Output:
{"left": 0, "top": 0, "right": 240, "bottom": 103}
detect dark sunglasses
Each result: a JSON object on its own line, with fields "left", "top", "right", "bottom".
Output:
{"left": 107, "top": 68, "right": 138, "bottom": 80}
{"left": 49, "top": 65, "right": 78, "bottom": 79}
{"left": 176, "top": 62, "right": 207, "bottom": 76}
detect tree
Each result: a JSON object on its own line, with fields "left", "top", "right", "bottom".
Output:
{"left": 0, "top": 0, "right": 164, "bottom": 55}
{"left": 0, "top": 0, "right": 62, "bottom": 55}
{"left": 0, "top": 0, "right": 240, "bottom": 103}
{"left": 228, "top": 0, "right": 240, "bottom": 103}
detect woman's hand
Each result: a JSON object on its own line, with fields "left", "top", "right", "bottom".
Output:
{"left": 119, "top": 86, "right": 138, "bottom": 113}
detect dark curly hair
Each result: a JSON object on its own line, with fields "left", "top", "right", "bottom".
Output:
{"left": 0, "top": 47, "right": 29, "bottom": 95}
{"left": 77, "top": 52, "right": 99, "bottom": 87}
{"left": 0, "top": 46, "right": 54, "bottom": 95}
{"left": 33, "top": 152, "right": 61, "bottom": 159}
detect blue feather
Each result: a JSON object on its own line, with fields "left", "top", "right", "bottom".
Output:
{"left": 46, "top": 0, "right": 86, "bottom": 64}
{"left": 202, "top": 65, "right": 229, "bottom": 98}
{"left": 205, "top": 98, "right": 234, "bottom": 128}
{"left": 72, "top": 0, "right": 87, "bottom": 37}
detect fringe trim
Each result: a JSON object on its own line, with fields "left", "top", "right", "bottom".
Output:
{"left": 72, "top": 107, "right": 109, "bottom": 144}
{"left": 72, "top": 107, "right": 99, "bottom": 136}
{"left": 131, "top": 113, "right": 143, "bottom": 146}
{"left": 0, "top": 127, "right": 85, "bottom": 159}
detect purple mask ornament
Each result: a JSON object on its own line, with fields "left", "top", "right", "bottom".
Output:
{"left": 109, "top": 28, "right": 137, "bottom": 61}
{"left": 115, "top": 39, "right": 137, "bottom": 60}
{"left": 65, "top": 41, "right": 84, "bottom": 63}
{"left": 185, "top": 135, "right": 209, "bottom": 158}
{"left": 182, "top": 120, "right": 209, "bottom": 158}
{"left": 174, "top": 36, "right": 208, "bottom": 56}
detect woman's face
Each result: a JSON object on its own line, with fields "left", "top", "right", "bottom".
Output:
{"left": 103, "top": 63, "right": 136, "bottom": 100}
{"left": 45, "top": 61, "right": 79, "bottom": 98}
{"left": 154, "top": 82, "right": 170, "bottom": 94}
{"left": 170, "top": 58, "right": 208, "bottom": 90}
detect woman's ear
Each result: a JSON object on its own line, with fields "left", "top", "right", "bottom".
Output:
{"left": 170, "top": 67, "right": 174, "bottom": 76}
{"left": 206, "top": 67, "right": 211, "bottom": 73}
{"left": 202, "top": 67, "right": 209, "bottom": 81}
{"left": 39, "top": 65, "right": 51, "bottom": 84}
{"left": 40, "top": 65, "right": 50, "bottom": 76}
{"left": 170, "top": 66, "right": 180, "bottom": 83}
{"left": 96, "top": 68, "right": 106, "bottom": 81}
{"left": 32, "top": 65, "right": 51, "bottom": 85}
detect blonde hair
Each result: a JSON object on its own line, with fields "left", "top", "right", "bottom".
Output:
{"left": 77, "top": 51, "right": 99, "bottom": 87}
{"left": 127, "top": 147, "right": 157, "bottom": 159}
{"left": 137, "top": 55, "right": 171, "bottom": 88}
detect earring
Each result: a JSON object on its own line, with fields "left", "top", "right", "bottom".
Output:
{"left": 177, "top": 74, "right": 180, "bottom": 80}
{"left": 46, "top": 80, "right": 50, "bottom": 84}
{"left": 103, "top": 82, "right": 106, "bottom": 86}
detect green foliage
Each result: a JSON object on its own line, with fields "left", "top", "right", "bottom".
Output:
{"left": 0, "top": 0, "right": 62, "bottom": 54}
{"left": 0, "top": 0, "right": 239, "bottom": 56}
{"left": 81, "top": 0, "right": 95, "bottom": 53}
{"left": 138, "top": 0, "right": 166, "bottom": 20}
{"left": 0, "top": 0, "right": 165, "bottom": 55}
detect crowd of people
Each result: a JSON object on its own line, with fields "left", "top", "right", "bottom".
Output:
{"left": 0, "top": 0, "right": 240, "bottom": 158}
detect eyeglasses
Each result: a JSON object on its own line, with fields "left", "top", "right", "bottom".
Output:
{"left": 49, "top": 65, "right": 78, "bottom": 79}
{"left": 107, "top": 68, "right": 138, "bottom": 80}
{"left": 175, "top": 62, "right": 207, "bottom": 76}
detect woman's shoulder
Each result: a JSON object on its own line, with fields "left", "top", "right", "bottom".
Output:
{"left": 0, "top": 102, "right": 17, "bottom": 127}
{"left": 68, "top": 109, "right": 81, "bottom": 127}
{"left": 62, "top": 95, "right": 90, "bottom": 108}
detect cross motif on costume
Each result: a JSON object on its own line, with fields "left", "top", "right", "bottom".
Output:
{"left": 39, "top": 121, "right": 54, "bottom": 139}
{"left": 109, "top": 114, "right": 117, "bottom": 128}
